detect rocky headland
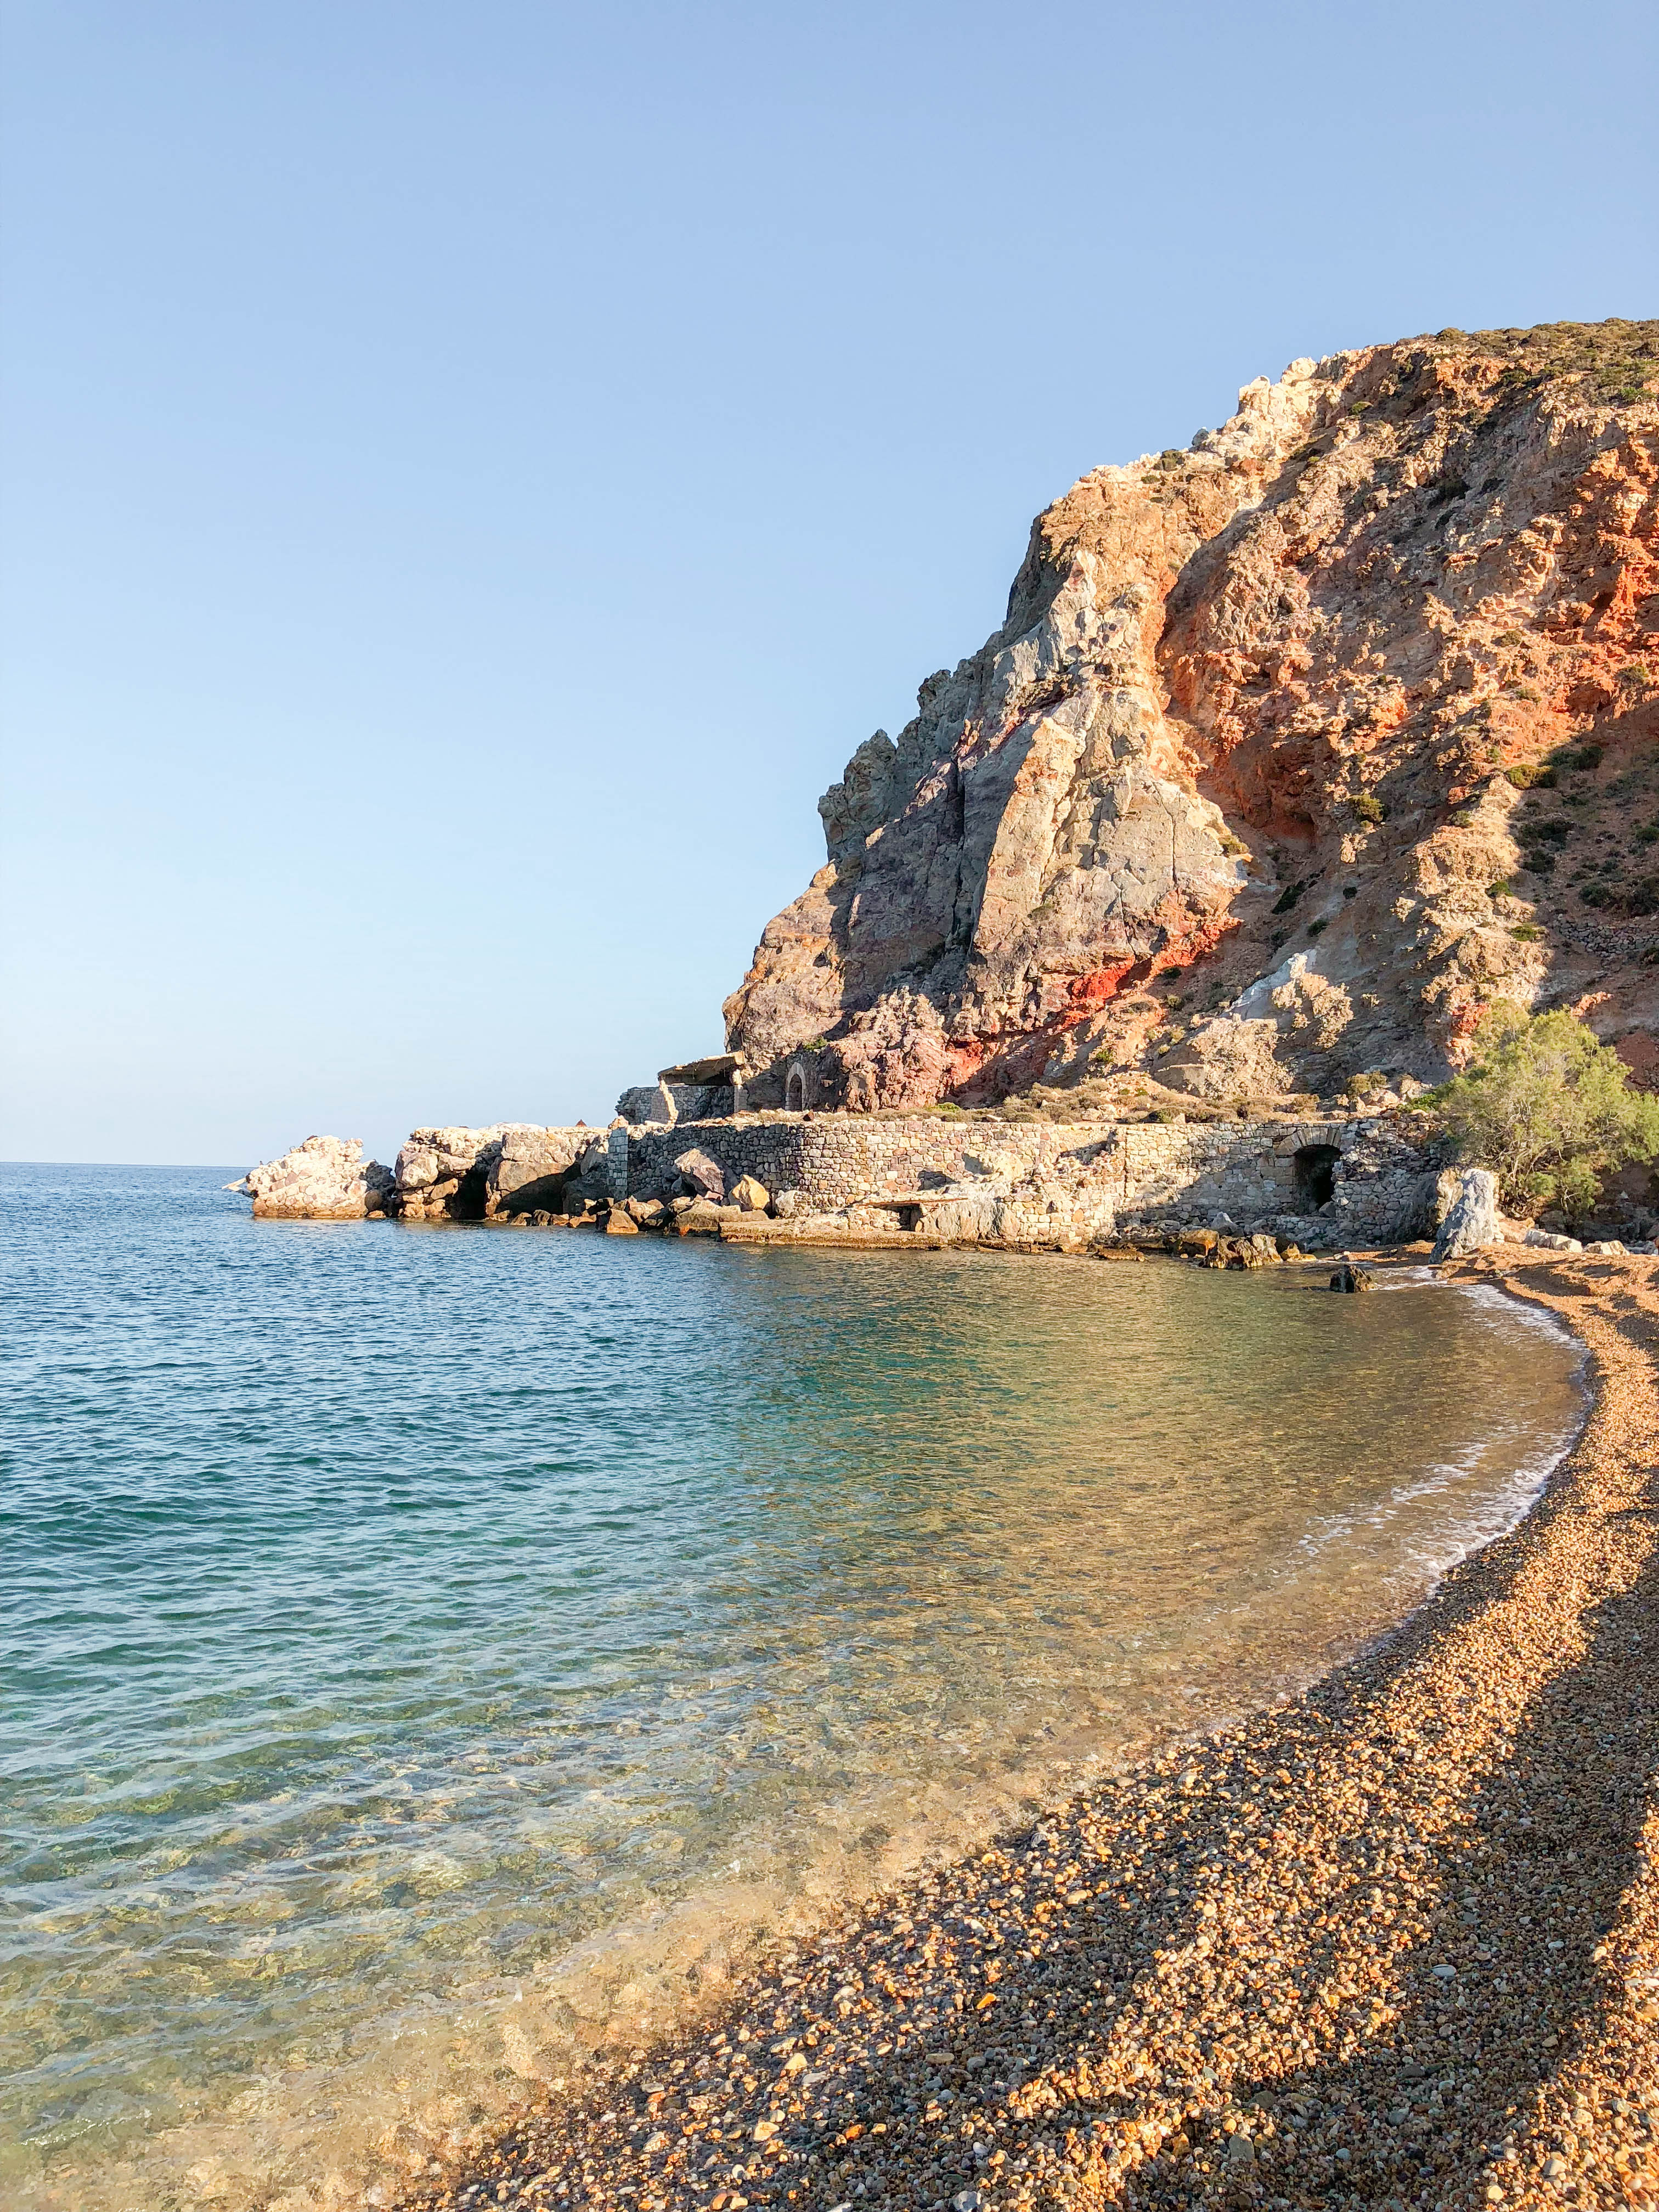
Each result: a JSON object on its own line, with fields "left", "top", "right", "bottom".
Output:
{"left": 234, "top": 321, "right": 1659, "bottom": 1257}
{"left": 724, "top": 320, "right": 1659, "bottom": 1119}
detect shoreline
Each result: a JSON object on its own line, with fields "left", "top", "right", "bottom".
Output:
{"left": 385, "top": 1248, "right": 1659, "bottom": 2212}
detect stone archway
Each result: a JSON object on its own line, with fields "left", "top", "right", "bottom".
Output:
{"left": 785, "top": 1062, "right": 808, "bottom": 1113}
{"left": 1294, "top": 1143, "right": 1341, "bottom": 1210}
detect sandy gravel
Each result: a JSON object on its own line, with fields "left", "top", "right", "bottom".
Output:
{"left": 392, "top": 1252, "right": 1659, "bottom": 2212}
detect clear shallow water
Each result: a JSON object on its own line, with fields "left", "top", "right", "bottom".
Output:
{"left": 1, "top": 1163, "right": 1583, "bottom": 2209}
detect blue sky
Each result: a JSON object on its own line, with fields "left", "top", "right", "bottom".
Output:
{"left": 3, "top": 0, "right": 1655, "bottom": 1165}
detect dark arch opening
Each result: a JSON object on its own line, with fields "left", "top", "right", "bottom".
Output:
{"left": 786, "top": 1066, "right": 807, "bottom": 1112}
{"left": 453, "top": 1164, "right": 490, "bottom": 1221}
{"left": 1294, "top": 1143, "right": 1341, "bottom": 1210}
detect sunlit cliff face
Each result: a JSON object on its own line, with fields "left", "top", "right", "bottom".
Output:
{"left": 724, "top": 320, "right": 1659, "bottom": 1113}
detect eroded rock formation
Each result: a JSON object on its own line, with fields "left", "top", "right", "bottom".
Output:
{"left": 392, "top": 1125, "right": 610, "bottom": 1220}
{"left": 725, "top": 321, "right": 1659, "bottom": 1110}
{"left": 232, "top": 1135, "right": 394, "bottom": 1219}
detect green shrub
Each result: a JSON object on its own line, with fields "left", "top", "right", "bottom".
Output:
{"left": 1552, "top": 742, "right": 1604, "bottom": 773}
{"left": 1306, "top": 918, "right": 1328, "bottom": 937}
{"left": 1506, "top": 762, "right": 1556, "bottom": 790}
{"left": 1580, "top": 874, "right": 1659, "bottom": 917}
{"left": 1423, "top": 1006, "right": 1659, "bottom": 1215}
{"left": 1510, "top": 923, "right": 1544, "bottom": 943}
{"left": 1353, "top": 792, "right": 1386, "bottom": 824}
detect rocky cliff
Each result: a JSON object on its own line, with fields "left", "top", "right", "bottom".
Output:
{"left": 724, "top": 320, "right": 1659, "bottom": 1111}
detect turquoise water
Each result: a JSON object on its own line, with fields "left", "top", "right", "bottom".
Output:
{"left": 1, "top": 1164, "right": 1582, "bottom": 2210}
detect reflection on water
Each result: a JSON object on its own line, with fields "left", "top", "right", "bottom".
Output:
{"left": 0, "top": 1164, "right": 1582, "bottom": 2208}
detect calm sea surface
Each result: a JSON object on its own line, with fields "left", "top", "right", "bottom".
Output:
{"left": 1, "top": 1163, "right": 1583, "bottom": 2209}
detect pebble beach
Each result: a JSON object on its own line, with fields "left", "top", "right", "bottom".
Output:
{"left": 392, "top": 1250, "right": 1659, "bottom": 2212}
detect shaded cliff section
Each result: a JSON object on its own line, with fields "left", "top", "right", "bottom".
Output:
{"left": 723, "top": 321, "right": 1659, "bottom": 1113}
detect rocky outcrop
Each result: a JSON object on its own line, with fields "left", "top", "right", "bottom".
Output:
{"left": 234, "top": 1108, "right": 1450, "bottom": 1249}
{"left": 725, "top": 320, "right": 1659, "bottom": 1111}
{"left": 233, "top": 1135, "right": 394, "bottom": 1219}
{"left": 490, "top": 1126, "right": 608, "bottom": 1216}
{"left": 392, "top": 1125, "right": 608, "bottom": 1220}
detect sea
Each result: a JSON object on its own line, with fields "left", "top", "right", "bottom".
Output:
{"left": 0, "top": 1162, "right": 1585, "bottom": 2209}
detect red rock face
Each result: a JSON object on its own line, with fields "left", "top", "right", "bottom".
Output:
{"left": 725, "top": 322, "right": 1659, "bottom": 1110}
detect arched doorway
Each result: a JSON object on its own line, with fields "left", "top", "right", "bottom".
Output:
{"left": 1294, "top": 1143, "right": 1341, "bottom": 1209}
{"left": 786, "top": 1063, "right": 807, "bottom": 1113}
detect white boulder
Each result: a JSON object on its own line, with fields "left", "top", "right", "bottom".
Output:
{"left": 1523, "top": 1228, "right": 1584, "bottom": 1254}
{"left": 234, "top": 1135, "right": 393, "bottom": 1220}
{"left": 1431, "top": 1167, "right": 1501, "bottom": 1261}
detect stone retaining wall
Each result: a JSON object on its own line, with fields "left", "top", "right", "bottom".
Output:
{"left": 620, "top": 1111, "right": 1438, "bottom": 1249}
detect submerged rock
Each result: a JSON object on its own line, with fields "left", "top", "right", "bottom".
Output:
{"left": 233, "top": 1135, "right": 393, "bottom": 1220}
{"left": 1329, "top": 1255, "right": 1375, "bottom": 1291}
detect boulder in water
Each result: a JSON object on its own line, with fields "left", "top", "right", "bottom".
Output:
{"left": 232, "top": 1136, "right": 394, "bottom": 1220}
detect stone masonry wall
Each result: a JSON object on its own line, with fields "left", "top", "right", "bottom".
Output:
{"left": 620, "top": 1111, "right": 1438, "bottom": 1249}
